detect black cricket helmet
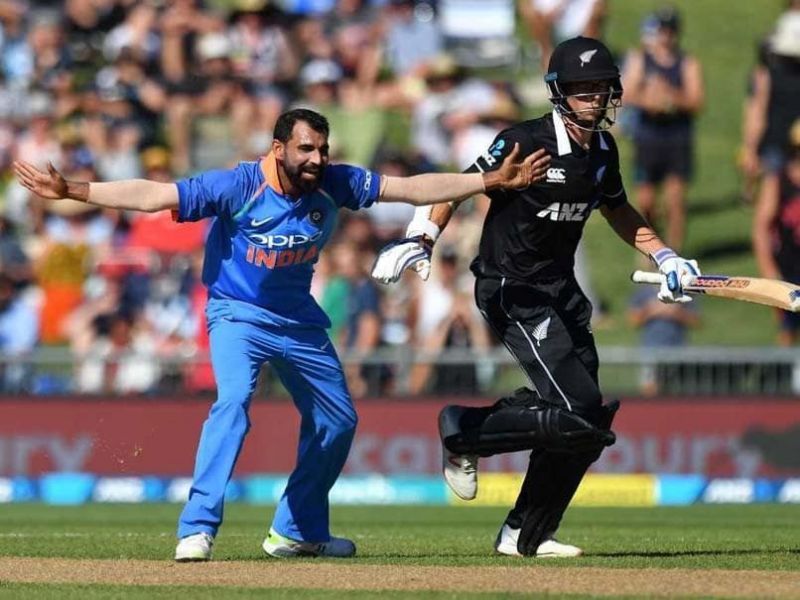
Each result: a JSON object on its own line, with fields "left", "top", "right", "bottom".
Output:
{"left": 545, "top": 36, "right": 623, "bottom": 131}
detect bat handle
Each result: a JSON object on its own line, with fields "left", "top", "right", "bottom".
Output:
{"left": 631, "top": 270, "right": 664, "bottom": 285}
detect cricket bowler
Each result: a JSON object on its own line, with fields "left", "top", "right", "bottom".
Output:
{"left": 13, "top": 108, "right": 548, "bottom": 561}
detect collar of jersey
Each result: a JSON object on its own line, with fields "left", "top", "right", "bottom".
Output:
{"left": 259, "top": 152, "right": 286, "bottom": 195}
{"left": 551, "top": 109, "right": 610, "bottom": 156}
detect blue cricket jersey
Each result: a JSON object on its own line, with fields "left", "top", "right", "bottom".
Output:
{"left": 175, "top": 153, "right": 379, "bottom": 328}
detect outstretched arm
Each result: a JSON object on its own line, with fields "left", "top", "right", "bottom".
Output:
{"left": 13, "top": 161, "right": 179, "bottom": 213}
{"left": 378, "top": 145, "right": 550, "bottom": 205}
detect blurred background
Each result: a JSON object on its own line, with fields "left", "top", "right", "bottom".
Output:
{"left": 1, "top": 0, "right": 799, "bottom": 505}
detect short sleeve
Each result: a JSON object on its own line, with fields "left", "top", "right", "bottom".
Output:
{"left": 467, "top": 127, "right": 531, "bottom": 175}
{"left": 175, "top": 167, "right": 243, "bottom": 222}
{"left": 323, "top": 164, "right": 380, "bottom": 211}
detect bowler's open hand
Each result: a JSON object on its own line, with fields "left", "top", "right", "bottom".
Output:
{"left": 13, "top": 161, "right": 69, "bottom": 200}
{"left": 494, "top": 144, "right": 551, "bottom": 190}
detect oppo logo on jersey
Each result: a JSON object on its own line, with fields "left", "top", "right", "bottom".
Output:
{"left": 246, "top": 244, "right": 320, "bottom": 269}
{"left": 536, "top": 202, "right": 589, "bottom": 222}
{"left": 247, "top": 230, "right": 323, "bottom": 249}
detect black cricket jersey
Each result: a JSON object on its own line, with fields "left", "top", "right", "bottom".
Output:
{"left": 467, "top": 110, "right": 628, "bottom": 282}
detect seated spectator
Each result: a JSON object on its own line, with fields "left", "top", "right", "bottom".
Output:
{"left": 229, "top": 7, "right": 299, "bottom": 147}
{"left": 161, "top": 7, "right": 252, "bottom": 173}
{"left": 752, "top": 119, "right": 800, "bottom": 346}
{"left": 411, "top": 54, "right": 513, "bottom": 168}
{"left": 628, "top": 284, "right": 700, "bottom": 396}
{"left": 294, "top": 58, "right": 386, "bottom": 166}
{"left": 622, "top": 7, "right": 704, "bottom": 251}
{"left": 64, "top": 277, "right": 160, "bottom": 394}
{"left": 382, "top": 0, "right": 443, "bottom": 77}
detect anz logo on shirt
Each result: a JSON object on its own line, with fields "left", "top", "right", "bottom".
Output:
{"left": 536, "top": 202, "right": 589, "bottom": 222}
{"left": 244, "top": 215, "right": 324, "bottom": 270}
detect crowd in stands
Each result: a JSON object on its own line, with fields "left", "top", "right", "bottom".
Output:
{"left": 0, "top": 0, "right": 797, "bottom": 397}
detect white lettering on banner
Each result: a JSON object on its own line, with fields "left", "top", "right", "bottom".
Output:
{"left": 0, "top": 435, "right": 93, "bottom": 475}
{"left": 594, "top": 435, "right": 764, "bottom": 477}
{"left": 94, "top": 478, "right": 145, "bottom": 503}
{"left": 0, "top": 478, "right": 11, "bottom": 502}
{"left": 778, "top": 480, "right": 800, "bottom": 503}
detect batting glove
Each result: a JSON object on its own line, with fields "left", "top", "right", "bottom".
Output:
{"left": 651, "top": 248, "right": 701, "bottom": 303}
{"left": 371, "top": 236, "right": 433, "bottom": 284}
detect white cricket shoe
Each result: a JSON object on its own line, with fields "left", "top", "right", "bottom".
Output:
{"left": 175, "top": 532, "right": 214, "bottom": 562}
{"left": 262, "top": 528, "right": 356, "bottom": 558}
{"left": 443, "top": 447, "right": 478, "bottom": 500}
{"left": 494, "top": 523, "right": 582, "bottom": 558}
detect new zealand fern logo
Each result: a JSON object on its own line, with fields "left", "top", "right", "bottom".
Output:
{"left": 532, "top": 317, "right": 551, "bottom": 346}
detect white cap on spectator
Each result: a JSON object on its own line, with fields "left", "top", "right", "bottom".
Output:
{"left": 197, "top": 33, "right": 231, "bottom": 61}
{"left": 299, "top": 60, "right": 343, "bottom": 87}
{"left": 27, "top": 92, "right": 53, "bottom": 120}
{"left": 770, "top": 12, "right": 800, "bottom": 58}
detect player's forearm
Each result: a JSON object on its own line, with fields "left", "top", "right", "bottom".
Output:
{"left": 68, "top": 180, "right": 179, "bottom": 212}
{"left": 604, "top": 203, "right": 668, "bottom": 258}
{"left": 380, "top": 173, "right": 488, "bottom": 206}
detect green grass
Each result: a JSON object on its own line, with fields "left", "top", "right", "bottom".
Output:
{"left": 2, "top": 504, "right": 798, "bottom": 570}
{"left": 1, "top": 504, "right": 797, "bottom": 598}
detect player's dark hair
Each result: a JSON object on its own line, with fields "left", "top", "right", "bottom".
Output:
{"left": 273, "top": 109, "right": 329, "bottom": 143}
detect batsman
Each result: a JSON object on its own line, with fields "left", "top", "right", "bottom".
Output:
{"left": 372, "top": 37, "right": 702, "bottom": 557}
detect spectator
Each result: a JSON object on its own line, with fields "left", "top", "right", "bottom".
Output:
{"left": 0, "top": 1, "right": 33, "bottom": 87}
{"left": 411, "top": 54, "right": 513, "bottom": 168}
{"left": 622, "top": 6, "right": 704, "bottom": 251}
{"left": 126, "top": 146, "right": 207, "bottom": 256}
{"left": 740, "top": 7, "right": 800, "bottom": 196}
{"left": 331, "top": 240, "right": 383, "bottom": 397}
{"left": 0, "top": 272, "right": 38, "bottom": 392}
{"left": 520, "top": 0, "right": 606, "bottom": 69}
{"left": 160, "top": 5, "right": 251, "bottom": 173}
{"left": 627, "top": 283, "right": 700, "bottom": 396}
{"left": 382, "top": 0, "right": 443, "bottom": 76}
{"left": 229, "top": 7, "right": 299, "bottom": 145}
{"left": 64, "top": 276, "right": 160, "bottom": 394}
{"left": 407, "top": 246, "right": 490, "bottom": 395}
{"left": 752, "top": 119, "right": 800, "bottom": 346}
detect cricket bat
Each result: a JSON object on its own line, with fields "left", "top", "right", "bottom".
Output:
{"left": 631, "top": 271, "right": 800, "bottom": 313}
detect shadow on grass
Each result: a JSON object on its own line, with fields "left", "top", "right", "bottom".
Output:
{"left": 689, "top": 238, "right": 753, "bottom": 261}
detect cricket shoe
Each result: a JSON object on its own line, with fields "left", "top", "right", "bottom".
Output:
{"left": 175, "top": 532, "right": 214, "bottom": 562}
{"left": 494, "top": 523, "right": 583, "bottom": 558}
{"left": 443, "top": 448, "right": 479, "bottom": 500}
{"left": 262, "top": 528, "right": 356, "bottom": 558}
{"left": 439, "top": 405, "right": 478, "bottom": 500}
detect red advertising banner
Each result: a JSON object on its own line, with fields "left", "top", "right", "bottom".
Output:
{"left": 2, "top": 397, "right": 799, "bottom": 477}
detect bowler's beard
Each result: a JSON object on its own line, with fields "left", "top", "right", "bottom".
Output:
{"left": 284, "top": 160, "right": 325, "bottom": 194}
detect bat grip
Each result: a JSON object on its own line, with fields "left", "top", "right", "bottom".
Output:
{"left": 631, "top": 271, "right": 664, "bottom": 285}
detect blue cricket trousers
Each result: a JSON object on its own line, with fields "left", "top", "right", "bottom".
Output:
{"left": 177, "top": 313, "right": 357, "bottom": 542}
